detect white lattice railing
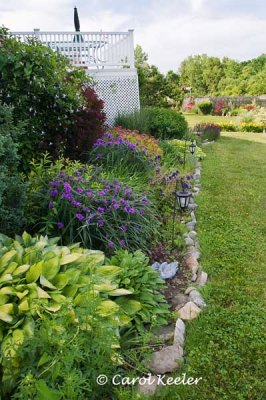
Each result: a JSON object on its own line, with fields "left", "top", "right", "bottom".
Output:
{"left": 11, "top": 29, "right": 135, "bottom": 69}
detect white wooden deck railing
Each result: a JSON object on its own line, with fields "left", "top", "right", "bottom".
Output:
{"left": 11, "top": 29, "right": 135, "bottom": 69}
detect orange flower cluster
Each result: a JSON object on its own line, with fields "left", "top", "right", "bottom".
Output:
{"left": 113, "top": 127, "right": 163, "bottom": 159}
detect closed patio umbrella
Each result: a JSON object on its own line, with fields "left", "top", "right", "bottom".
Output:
{"left": 74, "top": 7, "right": 83, "bottom": 42}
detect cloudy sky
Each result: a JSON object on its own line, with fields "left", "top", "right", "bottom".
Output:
{"left": 1, "top": 0, "right": 265, "bottom": 72}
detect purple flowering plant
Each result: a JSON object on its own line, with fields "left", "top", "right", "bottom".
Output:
{"left": 45, "top": 165, "right": 159, "bottom": 252}
{"left": 90, "top": 131, "right": 161, "bottom": 177}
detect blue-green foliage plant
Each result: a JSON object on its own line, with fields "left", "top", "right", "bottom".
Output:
{"left": 109, "top": 249, "right": 170, "bottom": 332}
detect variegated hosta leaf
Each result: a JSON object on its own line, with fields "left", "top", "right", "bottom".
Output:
{"left": 96, "top": 265, "right": 121, "bottom": 278}
{"left": 60, "top": 253, "right": 81, "bottom": 265}
{"left": 0, "top": 312, "right": 13, "bottom": 323}
{"left": 0, "top": 250, "right": 17, "bottom": 269}
{"left": 93, "top": 283, "right": 118, "bottom": 293}
{"left": 51, "top": 273, "right": 70, "bottom": 289}
{"left": 41, "top": 257, "right": 60, "bottom": 280}
{"left": 97, "top": 300, "right": 120, "bottom": 317}
{"left": 0, "top": 303, "right": 14, "bottom": 314}
{"left": 26, "top": 261, "right": 44, "bottom": 283}
{"left": 18, "top": 299, "right": 29, "bottom": 312}
{"left": 3, "top": 262, "right": 18, "bottom": 275}
{"left": 107, "top": 288, "right": 133, "bottom": 296}
{"left": 40, "top": 275, "right": 57, "bottom": 290}
{"left": 13, "top": 264, "right": 30, "bottom": 276}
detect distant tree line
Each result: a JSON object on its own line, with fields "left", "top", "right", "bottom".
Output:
{"left": 135, "top": 45, "right": 266, "bottom": 107}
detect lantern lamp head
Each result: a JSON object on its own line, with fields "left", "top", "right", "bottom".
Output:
{"left": 176, "top": 190, "right": 192, "bottom": 210}
{"left": 189, "top": 141, "right": 196, "bottom": 155}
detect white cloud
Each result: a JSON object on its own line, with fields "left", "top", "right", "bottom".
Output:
{"left": 134, "top": 14, "right": 266, "bottom": 72}
{"left": 0, "top": 0, "right": 265, "bottom": 72}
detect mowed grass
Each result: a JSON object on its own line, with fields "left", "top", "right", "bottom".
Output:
{"left": 155, "top": 134, "right": 266, "bottom": 400}
{"left": 183, "top": 113, "right": 239, "bottom": 127}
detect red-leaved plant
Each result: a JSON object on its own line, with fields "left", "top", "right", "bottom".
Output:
{"left": 66, "top": 87, "right": 106, "bottom": 161}
{"left": 213, "top": 99, "right": 226, "bottom": 116}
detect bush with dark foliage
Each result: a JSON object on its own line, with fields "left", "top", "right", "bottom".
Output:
{"left": 66, "top": 87, "right": 106, "bottom": 161}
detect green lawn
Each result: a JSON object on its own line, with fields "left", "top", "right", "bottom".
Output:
{"left": 155, "top": 133, "right": 266, "bottom": 400}
{"left": 183, "top": 113, "right": 239, "bottom": 127}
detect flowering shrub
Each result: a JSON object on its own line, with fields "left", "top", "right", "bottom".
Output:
{"left": 213, "top": 99, "right": 227, "bottom": 116}
{"left": 113, "top": 127, "right": 163, "bottom": 159}
{"left": 44, "top": 166, "right": 159, "bottom": 252}
{"left": 182, "top": 97, "right": 196, "bottom": 111}
{"left": 244, "top": 104, "right": 255, "bottom": 111}
{"left": 90, "top": 130, "right": 161, "bottom": 176}
{"left": 195, "top": 123, "right": 221, "bottom": 141}
{"left": 217, "top": 122, "right": 265, "bottom": 132}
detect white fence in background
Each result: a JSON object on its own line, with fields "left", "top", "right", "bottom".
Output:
{"left": 11, "top": 29, "right": 140, "bottom": 125}
{"left": 12, "top": 30, "right": 135, "bottom": 69}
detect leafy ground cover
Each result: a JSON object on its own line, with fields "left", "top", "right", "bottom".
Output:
{"left": 155, "top": 133, "right": 266, "bottom": 400}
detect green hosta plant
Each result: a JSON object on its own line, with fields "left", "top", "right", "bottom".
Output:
{"left": 0, "top": 232, "right": 136, "bottom": 394}
{"left": 109, "top": 250, "right": 170, "bottom": 332}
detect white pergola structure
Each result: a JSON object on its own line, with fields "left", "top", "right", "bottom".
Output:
{"left": 12, "top": 29, "right": 140, "bottom": 125}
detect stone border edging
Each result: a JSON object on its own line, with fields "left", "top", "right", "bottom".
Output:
{"left": 138, "top": 161, "right": 208, "bottom": 396}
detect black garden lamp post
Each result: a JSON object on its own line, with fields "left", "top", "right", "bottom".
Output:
{"left": 176, "top": 189, "right": 191, "bottom": 210}
{"left": 189, "top": 140, "right": 196, "bottom": 155}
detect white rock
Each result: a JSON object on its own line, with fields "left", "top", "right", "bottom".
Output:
{"left": 189, "top": 231, "right": 197, "bottom": 240}
{"left": 191, "top": 273, "right": 197, "bottom": 282}
{"left": 185, "top": 287, "right": 196, "bottom": 295}
{"left": 178, "top": 301, "right": 201, "bottom": 321}
{"left": 189, "top": 289, "right": 206, "bottom": 308}
{"left": 185, "top": 237, "right": 194, "bottom": 246}
{"left": 186, "top": 247, "right": 200, "bottom": 260}
{"left": 151, "top": 261, "right": 178, "bottom": 280}
{"left": 197, "top": 271, "right": 208, "bottom": 287}
{"left": 188, "top": 203, "right": 197, "bottom": 210}
{"left": 190, "top": 211, "right": 196, "bottom": 222}
{"left": 148, "top": 345, "right": 183, "bottom": 374}
{"left": 186, "top": 221, "right": 196, "bottom": 231}
{"left": 174, "top": 319, "right": 185, "bottom": 347}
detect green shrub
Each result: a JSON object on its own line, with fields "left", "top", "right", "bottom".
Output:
{"left": 109, "top": 250, "right": 170, "bottom": 332}
{"left": 0, "top": 28, "right": 89, "bottom": 170}
{"left": 11, "top": 309, "right": 118, "bottom": 400}
{"left": 147, "top": 108, "right": 188, "bottom": 139}
{"left": 0, "top": 102, "right": 27, "bottom": 236}
{"left": 0, "top": 232, "right": 140, "bottom": 396}
{"left": 115, "top": 108, "right": 188, "bottom": 139}
{"left": 197, "top": 101, "right": 213, "bottom": 115}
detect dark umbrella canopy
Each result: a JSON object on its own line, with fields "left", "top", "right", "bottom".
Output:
{"left": 74, "top": 6, "right": 80, "bottom": 31}
{"left": 73, "top": 7, "right": 83, "bottom": 43}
